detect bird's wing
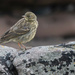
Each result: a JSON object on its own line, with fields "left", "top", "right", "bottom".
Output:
{"left": 0, "top": 18, "right": 30, "bottom": 42}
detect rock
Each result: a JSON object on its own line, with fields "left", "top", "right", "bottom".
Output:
{"left": 13, "top": 45, "right": 75, "bottom": 75}
{"left": 0, "top": 45, "right": 18, "bottom": 75}
{"left": 0, "top": 43, "right": 75, "bottom": 75}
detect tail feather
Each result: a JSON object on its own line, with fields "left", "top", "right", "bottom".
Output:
{"left": 0, "top": 39, "right": 3, "bottom": 44}
{"left": 0, "top": 37, "right": 7, "bottom": 44}
{"left": 0, "top": 36, "right": 11, "bottom": 44}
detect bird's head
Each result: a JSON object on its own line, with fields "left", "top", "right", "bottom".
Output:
{"left": 22, "top": 12, "right": 37, "bottom": 21}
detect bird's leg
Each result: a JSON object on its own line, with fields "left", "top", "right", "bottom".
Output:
{"left": 18, "top": 42, "right": 21, "bottom": 49}
{"left": 20, "top": 43, "right": 27, "bottom": 50}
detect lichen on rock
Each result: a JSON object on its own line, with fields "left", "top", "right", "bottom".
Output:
{"left": 0, "top": 43, "right": 75, "bottom": 75}
{"left": 13, "top": 45, "right": 75, "bottom": 75}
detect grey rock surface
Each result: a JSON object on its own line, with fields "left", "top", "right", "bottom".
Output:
{"left": 0, "top": 43, "right": 75, "bottom": 75}
{"left": 0, "top": 45, "right": 18, "bottom": 75}
{"left": 13, "top": 44, "right": 75, "bottom": 75}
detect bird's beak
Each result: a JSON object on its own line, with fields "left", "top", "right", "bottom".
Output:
{"left": 22, "top": 15, "right": 25, "bottom": 17}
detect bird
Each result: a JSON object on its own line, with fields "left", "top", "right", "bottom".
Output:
{"left": 0, "top": 12, "right": 38, "bottom": 50}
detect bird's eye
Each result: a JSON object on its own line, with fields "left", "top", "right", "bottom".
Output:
{"left": 27, "top": 15, "right": 31, "bottom": 18}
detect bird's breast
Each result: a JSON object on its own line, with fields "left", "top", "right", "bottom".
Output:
{"left": 18, "top": 29, "right": 36, "bottom": 43}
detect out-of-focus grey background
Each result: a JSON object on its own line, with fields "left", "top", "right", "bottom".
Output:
{"left": 0, "top": 0, "right": 75, "bottom": 49}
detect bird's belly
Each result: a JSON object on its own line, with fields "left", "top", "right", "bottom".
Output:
{"left": 14, "top": 30, "right": 36, "bottom": 43}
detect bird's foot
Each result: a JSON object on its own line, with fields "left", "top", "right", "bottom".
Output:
{"left": 20, "top": 46, "right": 32, "bottom": 51}
{"left": 20, "top": 47, "right": 27, "bottom": 51}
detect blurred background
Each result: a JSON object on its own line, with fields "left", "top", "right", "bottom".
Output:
{"left": 0, "top": 0, "right": 75, "bottom": 49}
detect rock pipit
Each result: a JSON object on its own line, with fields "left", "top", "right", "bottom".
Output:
{"left": 0, "top": 12, "right": 38, "bottom": 50}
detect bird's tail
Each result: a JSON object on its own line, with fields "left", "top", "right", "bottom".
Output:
{"left": 0, "top": 39, "right": 3, "bottom": 44}
{"left": 0, "top": 37, "right": 5, "bottom": 44}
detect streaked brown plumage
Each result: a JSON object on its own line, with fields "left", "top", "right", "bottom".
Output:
{"left": 0, "top": 12, "right": 38, "bottom": 49}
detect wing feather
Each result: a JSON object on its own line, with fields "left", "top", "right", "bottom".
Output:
{"left": 0, "top": 18, "right": 30, "bottom": 42}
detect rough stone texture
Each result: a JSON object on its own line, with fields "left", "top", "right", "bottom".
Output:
{"left": 13, "top": 44, "right": 75, "bottom": 75}
{"left": 1, "top": 43, "right": 75, "bottom": 75}
{"left": 0, "top": 45, "right": 18, "bottom": 75}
